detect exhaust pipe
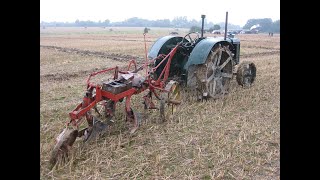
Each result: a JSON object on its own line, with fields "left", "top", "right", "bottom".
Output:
{"left": 224, "top": 12, "right": 228, "bottom": 40}
{"left": 201, "top": 15, "right": 206, "bottom": 38}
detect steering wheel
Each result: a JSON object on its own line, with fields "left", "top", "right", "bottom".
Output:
{"left": 181, "top": 32, "right": 200, "bottom": 48}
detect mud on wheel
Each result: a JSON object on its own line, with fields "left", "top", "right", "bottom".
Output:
{"left": 160, "top": 80, "right": 181, "bottom": 121}
{"left": 187, "top": 44, "right": 234, "bottom": 100}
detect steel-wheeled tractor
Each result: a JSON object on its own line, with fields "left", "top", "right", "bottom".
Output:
{"left": 49, "top": 12, "right": 256, "bottom": 167}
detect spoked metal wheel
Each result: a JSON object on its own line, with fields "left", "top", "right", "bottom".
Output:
{"left": 188, "top": 44, "right": 234, "bottom": 99}
{"left": 236, "top": 61, "right": 256, "bottom": 87}
{"left": 160, "top": 80, "right": 181, "bottom": 121}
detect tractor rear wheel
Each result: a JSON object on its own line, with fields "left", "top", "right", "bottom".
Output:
{"left": 187, "top": 44, "right": 234, "bottom": 99}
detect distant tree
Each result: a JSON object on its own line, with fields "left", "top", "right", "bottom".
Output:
{"left": 189, "top": 19, "right": 200, "bottom": 27}
{"left": 209, "top": 24, "right": 221, "bottom": 32}
{"left": 207, "top": 22, "right": 214, "bottom": 28}
{"left": 172, "top": 16, "right": 189, "bottom": 28}
{"left": 272, "top": 20, "right": 280, "bottom": 33}
{"left": 40, "top": 17, "right": 246, "bottom": 29}
{"left": 243, "top": 18, "right": 273, "bottom": 32}
{"left": 103, "top": 19, "right": 110, "bottom": 26}
{"left": 213, "top": 24, "right": 221, "bottom": 30}
{"left": 152, "top": 19, "right": 170, "bottom": 27}
{"left": 124, "top": 17, "right": 147, "bottom": 27}
{"left": 189, "top": 26, "right": 201, "bottom": 33}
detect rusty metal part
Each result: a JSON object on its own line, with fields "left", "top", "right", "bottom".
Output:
{"left": 125, "top": 95, "right": 140, "bottom": 134}
{"left": 187, "top": 65, "right": 198, "bottom": 88}
{"left": 143, "top": 91, "right": 158, "bottom": 109}
{"left": 160, "top": 80, "right": 181, "bottom": 121}
{"left": 77, "top": 127, "right": 88, "bottom": 137}
{"left": 83, "top": 117, "right": 108, "bottom": 143}
{"left": 236, "top": 61, "right": 256, "bottom": 87}
{"left": 102, "top": 80, "right": 132, "bottom": 94}
{"left": 49, "top": 127, "right": 78, "bottom": 168}
{"left": 126, "top": 108, "right": 141, "bottom": 134}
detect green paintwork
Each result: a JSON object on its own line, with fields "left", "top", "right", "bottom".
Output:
{"left": 147, "top": 35, "right": 241, "bottom": 76}
{"left": 183, "top": 37, "right": 238, "bottom": 70}
{"left": 147, "top": 35, "right": 184, "bottom": 59}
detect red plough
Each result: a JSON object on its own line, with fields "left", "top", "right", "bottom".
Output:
{"left": 49, "top": 35, "right": 182, "bottom": 166}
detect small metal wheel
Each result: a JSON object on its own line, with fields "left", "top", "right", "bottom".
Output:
{"left": 236, "top": 61, "right": 256, "bottom": 87}
{"left": 160, "top": 80, "right": 181, "bottom": 121}
{"left": 187, "top": 44, "right": 234, "bottom": 99}
{"left": 49, "top": 127, "right": 78, "bottom": 168}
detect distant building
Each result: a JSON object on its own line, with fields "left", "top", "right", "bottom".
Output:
{"left": 240, "top": 29, "right": 258, "bottom": 34}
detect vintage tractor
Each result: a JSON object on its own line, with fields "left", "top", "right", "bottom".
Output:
{"left": 49, "top": 12, "right": 256, "bottom": 167}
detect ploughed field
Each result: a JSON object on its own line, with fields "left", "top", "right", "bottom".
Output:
{"left": 40, "top": 27, "right": 280, "bottom": 179}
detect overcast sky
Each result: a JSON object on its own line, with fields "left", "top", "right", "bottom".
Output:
{"left": 40, "top": 0, "right": 280, "bottom": 26}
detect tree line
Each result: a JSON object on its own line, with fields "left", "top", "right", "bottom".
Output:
{"left": 40, "top": 16, "right": 240, "bottom": 29}
{"left": 243, "top": 18, "right": 279, "bottom": 33}
{"left": 40, "top": 17, "right": 279, "bottom": 33}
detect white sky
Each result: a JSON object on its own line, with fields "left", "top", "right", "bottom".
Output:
{"left": 40, "top": 0, "right": 280, "bottom": 26}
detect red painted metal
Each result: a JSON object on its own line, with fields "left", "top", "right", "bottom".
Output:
{"left": 125, "top": 95, "right": 132, "bottom": 112}
{"left": 153, "top": 44, "right": 180, "bottom": 85}
{"left": 67, "top": 41, "right": 182, "bottom": 129}
{"left": 101, "top": 88, "right": 136, "bottom": 101}
{"left": 127, "top": 59, "right": 137, "bottom": 71}
{"left": 69, "top": 100, "right": 97, "bottom": 120}
{"left": 143, "top": 33, "right": 148, "bottom": 77}
{"left": 143, "top": 95, "right": 157, "bottom": 109}
{"left": 86, "top": 67, "right": 117, "bottom": 86}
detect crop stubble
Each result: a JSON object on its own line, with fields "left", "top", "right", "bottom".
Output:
{"left": 40, "top": 27, "right": 279, "bottom": 179}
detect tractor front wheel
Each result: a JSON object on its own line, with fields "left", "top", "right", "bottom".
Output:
{"left": 236, "top": 61, "right": 256, "bottom": 87}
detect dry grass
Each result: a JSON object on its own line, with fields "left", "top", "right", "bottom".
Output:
{"left": 40, "top": 48, "right": 128, "bottom": 76}
{"left": 40, "top": 27, "right": 280, "bottom": 179}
